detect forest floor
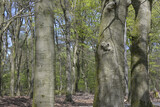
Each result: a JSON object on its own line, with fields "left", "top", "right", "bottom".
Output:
{"left": 0, "top": 93, "right": 160, "bottom": 107}
{"left": 0, "top": 93, "right": 93, "bottom": 107}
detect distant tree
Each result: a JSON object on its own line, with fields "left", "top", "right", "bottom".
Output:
{"left": 60, "top": 0, "right": 73, "bottom": 102}
{"left": 0, "top": 0, "right": 5, "bottom": 96}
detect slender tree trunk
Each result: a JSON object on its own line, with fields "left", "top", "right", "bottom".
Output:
{"left": 131, "top": 0, "right": 153, "bottom": 106}
{"left": 60, "top": 0, "right": 73, "bottom": 102}
{"left": 81, "top": 45, "right": 88, "bottom": 92}
{"left": 72, "top": 36, "right": 78, "bottom": 94}
{"left": 32, "top": 0, "right": 55, "bottom": 106}
{"left": 55, "top": 22, "right": 63, "bottom": 95}
{"left": 59, "top": 58, "right": 63, "bottom": 95}
{"left": 71, "top": 0, "right": 78, "bottom": 95}
{"left": 26, "top": 41, "right": 30, "bottom": 94}
{"left": 65, "top": 30, "right": 72, "bottom": 101}
{"left": 24, "top": 17, "right": 30, "bottom": 93}
{"left": 7, "top": 0, "right": 15, "bottom": 97}
{"left": 16, "top": 49, "right": 22, "bottom": 96}
{"left": 124, "top": 20, "right": 129, "bottom": 99}
{"left": 10, "top": 17, "right": 22, "bottom": 96}
{"left": 0, "top": 0, "right": 4, "bottom": 96}
{"left": 75, "top": 48, "right": 80, "bottom": 92}
{"left": 29, "top": 9, "right": 35, "bottom": 98}
{"left": 10, "top": 48, "right": 15, "bottom": 96}
{"left": 93, "top": 0, "right": 127, "bottom": 106}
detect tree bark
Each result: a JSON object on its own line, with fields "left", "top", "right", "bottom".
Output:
{"left": 10, "top": 47, "right": 15, "bottom": 96}
{"left": 72, "top": 35, "right": 78, "bottom": 94}
{"left": 60, "top": 0, "right": 73, "bottom": 102}
{"left": 29, "top": 8, "right": 35, "bottom": 98}
{"left": 0, "top": 0, "right": 4, "bottom": 96}
{"left": 131, "top": 0, "right": 153, "bottom": 106}
{"left": 10, "top": 16, "right": 22, "bottom": 96}
{"left": 32, "top": 0, "right": 55, "bottom": 106}
{"left": 81, "top": 45, "right": 88, "bottom": 93}
{"left": 75, "top": 48, "right": 80, "bottom": 92}
{"left": 93, "top": 0, "right": 127, "bottom": 106}
{"left": 124, "top": 20, "right": 129, "bottom": 99}
{"left": 16, "top": 48, "right": 22, "bottom": 96}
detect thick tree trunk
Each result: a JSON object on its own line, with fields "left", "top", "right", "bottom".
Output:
{"left": 32, "top": 0, "right": 55, "bottom": 107}
{"left": 93, "top": 0, "right": 127, "bottom": 106}
{"left": 131, "top": 0, "right": 153, "bottom": 107}
{"left": 0, "top": 0, "right": 4, "bottom": 96}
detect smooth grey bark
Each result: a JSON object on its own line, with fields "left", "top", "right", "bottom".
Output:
{"left": 131, "top": 0, "right": 153, "bottom": 107}
{"left": 93, "top": 0, "right": 127, "bottom": 107}
{"left": 72, "top": 36, "right": 78, "bottom": 94}
{"left": 71, "top": 0, "right": 78, "bottom": 95}
{"left": 33, "top": 0, "right": 55, "bottom": 107}
{"left": 124, "top": 20, "right": 129, "bottom": 99}
{"left": 0, "top": 0, "right": 4, "bottom": 96}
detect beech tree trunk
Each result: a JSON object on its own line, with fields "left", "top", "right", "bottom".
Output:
{"left": 32, "top": 0, "right": 55, "bottom": 106}
{"left": 131, "top": 0, "right": 153, "bottom": 107}
{"left": 0, "top": 0, "right": 4, "bottom": 96}
{"left": 29, "top": 8, "right": 35, "bottom": 98}
{"left": 72, "top": 35, "right": 78, "bottom": 94}
{"left": 75, "top": 48, "right": 80, "bottom": 92}
{"left": 124, "top": 20, "right": 129, "bottom": 99}
{"left": 60, "top": 0, "right": 73, "bottom": 102}
{"left": 93, "top": 0, "right": 127, "bottom": 106}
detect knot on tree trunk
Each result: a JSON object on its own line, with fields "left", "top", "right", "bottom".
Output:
{"left": 101, "top": 42, "right": 111, "bottom": 52}
{"left": 106, "top": 1, "right": 117, "bottom": 11}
